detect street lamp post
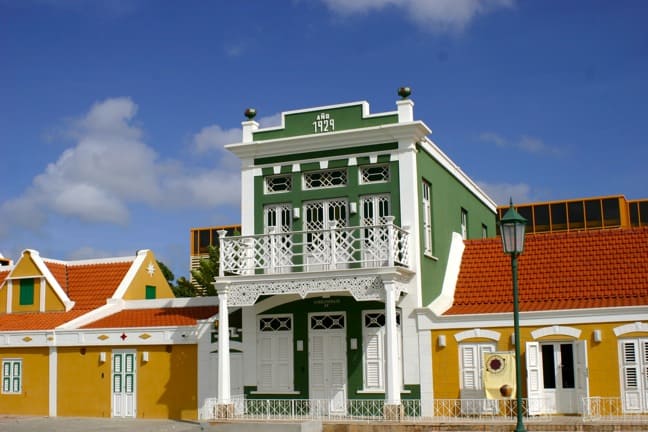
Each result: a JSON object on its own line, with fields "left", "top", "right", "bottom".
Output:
{"left": 499, "top": 199, "right": 527, "bottom": 432}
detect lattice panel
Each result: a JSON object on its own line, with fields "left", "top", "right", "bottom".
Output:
{"left": 265, "top": 175, "right": 292, "bottom": 193}
{"left": 304, "top": 169, "right": 347, "bottom": 189}
{"left": 360, "top": 164, "right": 390, "bottom": 184}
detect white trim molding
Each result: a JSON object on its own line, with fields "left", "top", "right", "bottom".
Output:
{"left": 531, "top": 325, "right": 581, "bottom": 340}
{"left": 614, "top": 321, "right": 648, "bottom": 336}
{"left": 455, "top": 328, "right": 501, "bottom": 342}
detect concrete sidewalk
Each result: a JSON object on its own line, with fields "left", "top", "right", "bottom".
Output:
{"left": 0, "top": 416, "right": 210, "bottom": 432}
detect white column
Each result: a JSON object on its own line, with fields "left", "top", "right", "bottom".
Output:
{"left": 217, "top": 284, "right": 231, "bottom": 404}
{"left": 384, "top": 280, "right": 401, "bottom": 405}
{"left": 49, "top": 345, "right": 57, "bottom": 416}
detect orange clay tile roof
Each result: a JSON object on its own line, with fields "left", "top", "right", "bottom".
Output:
{"left": 81, "top": 306, "right": 219, "bottom": 329}
{"left": 0, "top": 311, "right": 89, "bottom": 331}
{"left": 445, "top": 227, "right": 648, "bottom": 315}
{"left": 64, "top": 261, "right": 133, "bottom": 310}
{"left": 0, "top": 258, "right": 134, "bottom": 331}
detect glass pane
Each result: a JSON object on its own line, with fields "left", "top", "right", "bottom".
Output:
{"left": 560, "top": 344, "right": 575, "bottom": 389}
{"left": 640, "top": 202, "right": 648, "bottom": 225}
{"left": 585, "top": 199, "right": 602, "bottom": 228}
{"left": 550, "top": 203, "right": 567, "bottom": 231}
{"left": 517, "top": 207, "right": 533, "bottom": 233}
{"left": 630, "top": 202, "right": 640, "bottom": 227}
{"left": 541, "top": 345, "right": 556, "bottom": 389}
{"left": 534, "top": 205, "right": 550, "bottom": 232}
{"left": 199, "top": 230, "right": 210, "bottom": 253}
{"left": 602, "top": 198, "right": 621, "bottom": 227}
{"left": 568, "top": 201, "right": 585, "bottom": 230}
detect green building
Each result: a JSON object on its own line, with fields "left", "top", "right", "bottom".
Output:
{"left": 211, "top": 90, "right": 497, "bottom": 417}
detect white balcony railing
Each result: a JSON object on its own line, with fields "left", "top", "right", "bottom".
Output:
{"left": 218, "top": 220, "right": 410, "bottom": 276}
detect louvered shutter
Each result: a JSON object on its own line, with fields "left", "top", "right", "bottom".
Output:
{"left": 526, "top": 341, "right": 544, "bottom": 415}
{"left": 620, "top": 340, "right": 642, "bottom": 412}
{"left": 364, "top": 327, "right": 384, "bottom": 389}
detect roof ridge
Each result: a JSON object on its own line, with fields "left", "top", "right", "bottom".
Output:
{"left": 42, "top": 256, "right": 137, "bottom": 266}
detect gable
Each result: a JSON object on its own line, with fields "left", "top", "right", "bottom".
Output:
{"left": 3, "top": 251, "right": 66, "bottom": 314}
{"left": 252, "top": 102, "right": 398, "bottom": 141}
{"left": 118, "top": 250, "right": 175, "bottom": 301}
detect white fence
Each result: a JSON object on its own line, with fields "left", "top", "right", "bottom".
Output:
{"left": 582, "top": 397, "right": 648, "bottom": 422}
{"left": 201, "top": 398, "right": 554, "bottom": 423}
{"left": 219, "top": 222, "right": 410, "bottom": 276}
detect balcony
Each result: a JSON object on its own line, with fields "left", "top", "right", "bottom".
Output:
{"left": 219, "top": 219, "right": 410, "bottom": 277}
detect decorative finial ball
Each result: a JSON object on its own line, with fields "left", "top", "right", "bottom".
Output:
{"left": 244, "top": 108, "right": 257, "bottom": 120}
{"left": 398, "top": 87, "right": 411, "bottom": 99}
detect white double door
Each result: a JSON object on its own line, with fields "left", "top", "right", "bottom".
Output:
{"left": 308, "top": 313, "right": 347, "bottom": 414}
{"left": 526, "top": 341, "right": 588, "bottom": 414}
{"left": 112, "top": 350, "right": 136, "bottom": 418}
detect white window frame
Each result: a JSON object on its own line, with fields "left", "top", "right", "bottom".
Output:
{"left": 256, "top": 314, "right": 294, "bottom": 393}
{"left": 422, "top": 181, "right": 433, "bottom": 256}
{"left": 618, "top": 338, "right": 648, "bottom": 413}
{"left": 2, "top": 359, "right": 22, "bottom": 394}
{"left": 461, "top": 208, "right": 468, "bottom": 240}
{"left": 359, "top": 164, "right": 390, "bottom": 184}
{"left": 459, "top": 342, "right": 496, "bottom": 394}
{"left": 361, "top": 310, "right": 402, "bottom": 392}
{"left": 264, "top": 174, "right": 292, "bottom": 194}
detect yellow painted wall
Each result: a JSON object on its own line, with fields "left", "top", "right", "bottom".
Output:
{"left": 432, "top": 321, "right": 641, "bottom": 400}
{"left": 57, "top": 346, "right": 111, "bottom": 417}
{"left": 0, "top": 347, "right": 49, "bottom": 416}
{"left": 122, "top": 251, "right": 175, "bottom": 300}
{"left": 137, "top": 345, "right": 197, "bottom": 420}
{"left": 57, "top": 345, "right": 197, "bottom": 420}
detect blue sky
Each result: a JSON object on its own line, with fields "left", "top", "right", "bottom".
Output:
{"left": 1, "top": 0, "right": 647, "bottom": 279}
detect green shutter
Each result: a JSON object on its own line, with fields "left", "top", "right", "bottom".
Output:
{"left": 19, "top": 279, "right": 34, "bottom": 305}
{"left": 145, "top": 285, "right": 156, "bottom": 299}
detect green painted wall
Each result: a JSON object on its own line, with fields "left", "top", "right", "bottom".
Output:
{"left": 253, "top": 104, "right": 397, "bottom": 141}
{"left": 245, "top": 296, "right": 418, "bottom": 400}
{"left": 416, "top": 145, "right": 497, "bottom": 306}
{"left": 254, "top": 155, "right": 401, "bottom": 236}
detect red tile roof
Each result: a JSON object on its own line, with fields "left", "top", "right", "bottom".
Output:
{"left": 445, "top": 227, "right": 648, "bottom": 315}
{"left": 0, "top": 311, "right": 88, "bottom": 331}
{"left": 64, "top": 261, "right": 132, "bottom": 310}
{"left": 0, "top": 257, "right": 134, "bottom": 331}
{"left": 81, "top": 306, "right": 219, "bottom": 328}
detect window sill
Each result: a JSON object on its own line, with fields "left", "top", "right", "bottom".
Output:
{"left": 250, "top": 390, "right": 301, "bottom": 395}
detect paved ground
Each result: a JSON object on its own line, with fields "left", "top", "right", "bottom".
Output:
{"left": 0, "top": 417, "right": 210, "bottom": 432}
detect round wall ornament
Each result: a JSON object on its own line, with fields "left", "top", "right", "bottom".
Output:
{"left": 486, "top": 354, "right": 506, "bottom": 374}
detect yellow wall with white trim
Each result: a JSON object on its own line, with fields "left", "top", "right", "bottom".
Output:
{"left": 432, "top": 321, "right": 645, "bottom": 400}
{"left": 57, "top": 346, "right": 112, "bottom": 417}
{"left": 0, "top": 347, "right": 49, "bottom": 416}
{"left": 56, "top": 344, "right": 197, "bottom": 419}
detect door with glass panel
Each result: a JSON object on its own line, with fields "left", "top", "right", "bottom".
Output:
{"left": 527, "top": 341, "right": 587, "bottom": 414}
{"left": 263, "top": 204, "right": 293, "bottom": 273}
{"left": 360, "top": 194, "right": 390, "bottom": 267}
{"left": 112, "top": 350, "right": 136, "bottom": 417}
{"left": 304, "top": 199, "right": 349, "bottom": 270}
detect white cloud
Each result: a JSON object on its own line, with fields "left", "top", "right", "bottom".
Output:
{"left": 193, "top": 124, "right": 241, "bottom": 153}
{"left": 321, "top": 0, "right": 514, "bottom": 33}
{"left": 479, "top": 132, "right": 563, "bottom": 156}
{"left": 0, "top": 97, "right": 242, "bottom": 235}
{"left": 478, "top": 181, "right": 532, "bottom": 206}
